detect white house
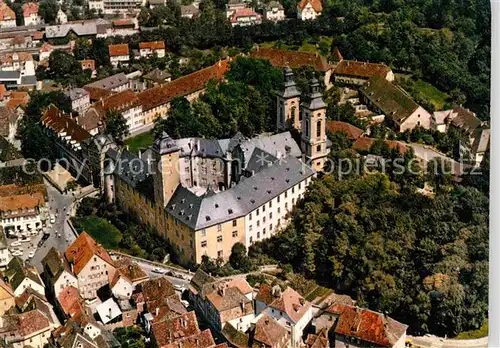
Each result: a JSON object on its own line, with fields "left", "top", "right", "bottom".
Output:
{"left": 297, "top": 0, "right": 322, "bottom": 20}
{"left": 256, "top": 286, "right": 313, "bottom": 348}
{"left": 139, "top": 41, "right": 166, "bottom": 58}
{"left": 4, "top": 257, "right": 45, "bottom": 297}
{"left": 56, "top": 9, "right": 67, "bottom": 24}
{"left": 41, "top": 247, "right": 78, "bottom": 299}
{"left": 0, "top": 191, "right": 46, "bottom": 238}
{"left": 0, "top": 3, "right": 16, "bottom": 28}
{"left": 64, "top": 88, "right": 91, "bottom": 116}
{"left": 108, "top": 44, "right": 130, "bottom": 68}
{"left": 0, "top": 228, "right": 10, "bottom": 268}
{"left": 88, "top": 0, "right": 105, "bottom": 12}
{"left": 110, "top": 273, "right": 134, "bottom": 299}
{"left": 23, "top": 3, "right": 43, "bottom": 26}
{"left": 264, "top": 1, "right": 285, "bottom": 21}
{"left": 230, "top": 8, "right": 262, "bottom": 26}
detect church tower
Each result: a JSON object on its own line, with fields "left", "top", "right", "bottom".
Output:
{"left": 300, "top": 78, "right": 329, "bottom": 172}
{"left": 151, "top": 132, "right": 180, "bottom": 208}
{"left": 276, "top": 66, "right": 301, "bottom": 131}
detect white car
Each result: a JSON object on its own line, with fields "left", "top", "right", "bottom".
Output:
{"left": 181, "top": 300, "right": 189, "bottom": 308}
{"left": 152, "top": 267, "right": 164, "bottom": 274}
{"left": 174, "top": 284, "right": 184, "bottom": 291}
{"left": 10, "top": 241, "right": 21, "bottom": 247}
{"left": 11, "top": 251, "right": 22, "bottom": 257}
{"left": 28, "top": 251, "right": 35, "bottom": 258}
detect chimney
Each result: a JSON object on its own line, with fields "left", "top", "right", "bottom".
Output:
{"left": 195, "top": 339, "right": 200, "bottom": 347}
{"left": 108, "top": 307, "right": 112, "bottom": 318}
{"left": 156, "top": 307, "right": 159, "bottom": 316}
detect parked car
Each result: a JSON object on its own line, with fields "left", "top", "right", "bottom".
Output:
{"left": 10, "top": 241, "right": 21, "bottom": 247}
{"left": 174, "top": 284, "right": 184, "bottom": 292}
{"left": 28, "top": 251, "right": 35, "bottom": 258}
{"left": 152, "top": 267, "right": 164, "bottom": 274}
{"left": 181, "top": 300, "right": 189, "bottom": 308}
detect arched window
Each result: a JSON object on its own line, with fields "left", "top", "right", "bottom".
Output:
{"left": 291, "top": 106, "right": 296, "bottom": 122}
{"left": 305, "top": 119, "right": 309, "bottom": 137}
{"left": 316, "top": 119, "right": 322, "bottom": 137}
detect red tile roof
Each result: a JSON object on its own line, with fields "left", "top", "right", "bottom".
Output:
{"left": 18, "top": 309, "right": 51, "bottom": 337}
{"left": 352, "top": 137, "right": 407, "bottom": 154}
{"left": 305, "top": 333, "right": 328, "bottom": 348}
{"left": 253, "top": 313, "right": 289, "bottom": 348}
{"left": 327, "top": 304, "right": 408, "bottom": 347}
{"left": 114, "top": 258, "right": 148, "bottom": 284}
{"left": 0, "top": 192, "right": 44, "bottom": 212}
{"left": 139, "top": 41, "right": 165, "bottom": 50}
{"left": 141, "top": 277, "right": 177, "bottom": 308}
{"left": 225, "top": 278, "right": 253, "bottom": 295}
{"left": 326, "top": 120, "right": 363, "bottom": 140}
{"left": 41, "top": 104, "right": 91, "bottom": 142}
{"left": 99, "top": 89, "right": 139, "bottom": 112}
{"left": 163, "top": 329, "right": 215, "bottom": 348}
{"left": 65, "top": 232, "right": 115, "bottom": 275}
{"left": 251, "top": 48, "right": 330, "bottom": 72}
{"left": 113, "top": 19, "right": 134, "bottom": 27}
{"left": 297, "top": 0, "right": 322, "bottom": 12}
{"left": 334, "top": 60, "right": 391, "bottom": 79}
{"left": 0, "top": 3, "right": 15, "bottom": 21}
{"left": 230, "top": 8, "right": 260, "bottom": 22}
{"left": 32, "top": 31, "right": 43, "bottom": 40}
{"left": 269, "top": 287, "right": 311, "bottom": 324}
{"left": 22, "top": 2, "right": 38, "bottom": 17}
{"left": 57, "top": 286, "right": 83, "bottom": 316}
{"left": 255, "top": 283, "right": 276, "bottom": 306}
{"left": 108, "top": 44, "right": 129, "bottom": 57}
{"left": 137, "top": 59, "right": 229, "bottom": 111}
{"left": 83, "top": 86, "right": 113, "bottom": 101}
{"left": 152, "top": 312, "right": 200, "bottom": 347}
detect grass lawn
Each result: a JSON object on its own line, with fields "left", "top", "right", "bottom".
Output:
{"left": 125, "top": 131, "right": 154, "bottom": 154}
{"left": 72, "top": 216, "right": 122, "bottom": 249}
{"left": 454, "top": 320, "right": 488, "bottom": 339}
{"left": 258, "top": 36, "right": 332, "bottom": 55}
{"left": 305, "top": 285, "right": 334, "bottom": 304}
{"left": 413, "top": 79, "right": 450, "bottom": 110}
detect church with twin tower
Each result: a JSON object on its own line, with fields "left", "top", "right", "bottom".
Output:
{"left": 276, "top": 66, "right": 329, "bottom": 172}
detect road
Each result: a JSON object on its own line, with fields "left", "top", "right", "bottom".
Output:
{"left": 28, "top": 181, "right": 77, "bottom": 272}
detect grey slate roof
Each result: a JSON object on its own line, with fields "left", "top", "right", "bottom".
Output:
{"left": 85, "top": 73, "right": 128, "bottom": 91}
{"left": 64, "top": 87, "right": 89, "bottom": 101}
{"left": 143, "top": 68, "right": 171, "bottom": 82}
{"left": 0, "top": 71, "right": 20, "bottom": 79}
{"left": 152, "top": 131, "right": 179, "bottom": 155}
{"left": 107, "top": 148, "right": 149, "bottom": 188}
{"left": 176, "top": 137, "right": 226, "bottom": 158}
{"left": 276, "top": 66, "right": 300, "bottom": 99}
{"left": 471, "top": 128, "right": 490, "bottom": 154}
{"left": 45, "top": 22, "right": 98, "bottom": 38}
{"left": 301, "top": 78, "right": 326, "bottom": 110}
{"left": 245, "top": 147, "right": 277, "bottom": 174}
{"left": 166, "top": 154, "right": 314, "bottom": 230}
{"left": 20, "top": 75, "right": 37, "bottom": 85}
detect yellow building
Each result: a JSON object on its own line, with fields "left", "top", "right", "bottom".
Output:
{"left": 0, "top": 278, "right": 15, "bottom": 315}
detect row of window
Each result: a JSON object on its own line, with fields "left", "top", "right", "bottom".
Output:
{"left": 201, "top": 230, "right": 239, "bottom": 247}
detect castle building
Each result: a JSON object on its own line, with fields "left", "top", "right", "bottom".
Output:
{"left": 105, "top": 68, "right": 329, "bottom": 266}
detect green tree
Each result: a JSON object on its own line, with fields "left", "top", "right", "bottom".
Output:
{"left": 229, "top": 243, "right": 251, "bottom": 272}
{"left": 104, "top": 110, "right": 129, "bottom": 144}
{"left": 48, "top": 50, "right": 84, "bottom": 85}
{"left": 39, "top": 0, "right": 59, "bottom": 24}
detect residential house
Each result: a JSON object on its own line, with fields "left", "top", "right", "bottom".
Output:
{"left": 0, "top": 309, "right": 54, "bottom": 348}
{"left": 0, "top": 3, "right": 16, "bottom": 28}
{"left": 188, "top": 268, "right": 255, "bottom": 333}
{"left": 230, "top": 8, "right": 262, "bottom": 26}
{"left": 41, "top": 247, "right": 78, "bottom": 300}
{"left": 3, "top": 257, "right": 45, "bottom": 296}
{"left": 359, "top": 76, "right": 432, "bottom": 132}
{"left": 264, "top": 1, "right": 285, "bottom": 21}
{"left": 0, "top": 278, "right": 14, "bottom": 315}
{"left": 224, "top": 313, "right": 290, "bottom": 348}
{"left": 102, "top": 0, "right": 136, "bottom": 15}
{"left": 226, "top": 0, "right": 247, "bottom": 18}
{"left": 297, "top": 0, "right": 322, "bottom": 20}
{"left": 56, "top": 286, "right": 85, "bottom": 319}
{"left": 139, "top": 41, "right": 166, "bottom": 58}
{"left": 148, "top": 0, "right": 166, "bottom": 8}
{"left": 80, "top": 59, "right": 97, "bottom": 78}
{"left": 351, "top": 137, "right": 407, "bottom": 154}
{"left": 143, "top": 68, "right": 172, "bottom": 88}
{"left": 108, "top": 44, "right": 130, "bottom": 67}
{"left": 0, "top": 53, "right": 36, "bottom": 76}
{"left": 0, "top": 228, "right": 10, "bottom": 269}
{"left": 14, "top": 287, "right": 61, "bottom": 328}
{"left": 152, "top": 311, "right": 217, "bottom": 348}
{"left": 467, "top": 128, "right": 490, "bottom": 166}
{"left": 261, "top": 287, "right": 313, "bottom": 348}
{"left": 96, "top": 298, "right": 122, "bottom": 325}
{"left": 23, "top": 2, "right": 42, "bottom": 26}
{"left": 0, "top": 187, "right": 46, "bottom": 238}
{"left": 333, "top": 54, "right": 394, "bottom": 86}
{"left": 65, "top": 232, "right": 116, "bottom": 299}
{"left": 110, "top": 259, "right": 147, "bottom": 299}
{"left": 64, "top": 88, "right": 91, "bottom": 116}
{"left": 0, "top": 105, "right": 19, "bottom": 143}
{"left": 85, "top": 72, "right": 129, "bottom": 93}
{"left": 181, "top": 4, "right": 200, "bottom": 18}
{"left": 431, "top": 106, "right": 483, "bottom": 135}
{"left": 314, "top": 304, "right": 408, "bottom": 348}
{"left": 56, "top": 9, "right": 67, "bottom": 24}
{"left": 39, "top": 42, "right": 55, "bottom": 61}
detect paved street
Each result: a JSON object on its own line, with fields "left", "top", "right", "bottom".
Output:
{"left": 29, "top": 181, "right": 77, "bottom": 272}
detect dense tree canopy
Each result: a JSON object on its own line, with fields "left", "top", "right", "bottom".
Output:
{"left": 249, "top": 173, "right": 488, "bottom": 336}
